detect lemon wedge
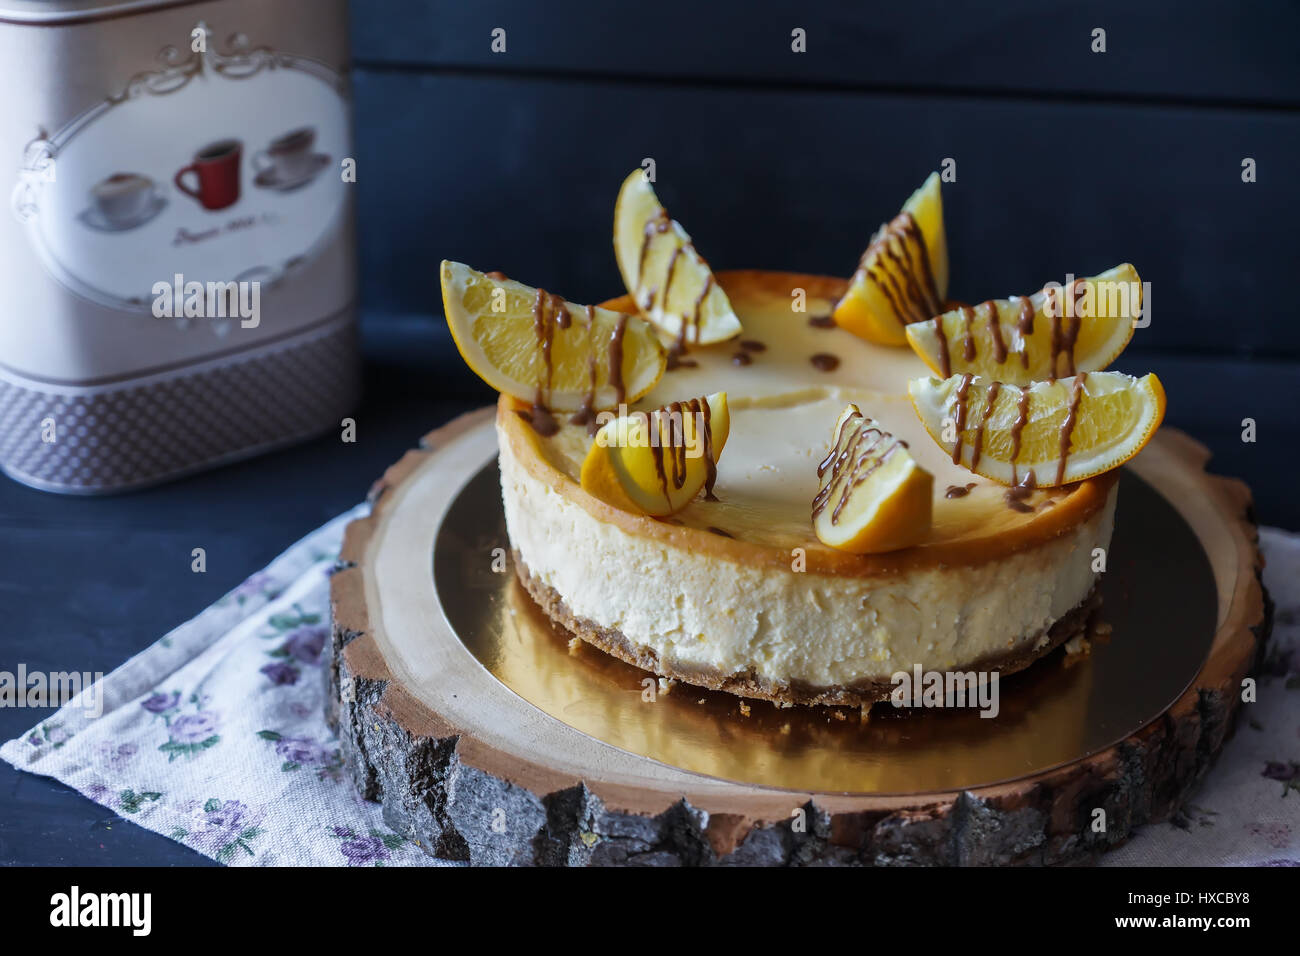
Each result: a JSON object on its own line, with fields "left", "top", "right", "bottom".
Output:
{"left": 613, "top": 170, "right": 742, "bottom": 347}
{"left": 813, "top": 405, "right": 933, "bottom": 553}
{"left": 441, "top": 260, "right": 665, "bottom": 413}
{"left": 832, "top": 172, "right": 949, "bottom": 347}
{"left": 581, "top": 392, "right": 730, "bottom": 516}
{"left": 908, "top": 371, "right": 1166, "bottom": 487}
{"left": 905, "top": 264, "right": 1141, "bottom": 384}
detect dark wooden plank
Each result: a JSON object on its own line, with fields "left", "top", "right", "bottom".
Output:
{"left": 348, "top": 0, "right": 1300, "bottom": 107}
{"left": 351, "top": 70, "right": 1300, "bottom": 356}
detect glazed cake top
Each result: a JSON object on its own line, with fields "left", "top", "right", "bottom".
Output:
{"left": 504, "top": 270, "right": 1114, "bottom": 562}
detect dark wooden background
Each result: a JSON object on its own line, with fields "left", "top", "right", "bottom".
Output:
{"left": 1, "top": 0, "right": 1296, "bottom": 865}
{"left": 348, "top": 0, "right": 1300, "bottom": 522}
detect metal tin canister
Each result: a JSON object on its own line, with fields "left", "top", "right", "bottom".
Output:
{"left": 0, "top": 0, "right": 358, "bottom": 493}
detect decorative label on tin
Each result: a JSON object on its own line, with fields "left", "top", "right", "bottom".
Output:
{"left": 11, "top": 20, "right": 349, "bottom": 322}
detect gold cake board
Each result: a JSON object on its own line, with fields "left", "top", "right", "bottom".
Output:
{"left": 327, "top": 407, "right": 1268, "bottom": 866}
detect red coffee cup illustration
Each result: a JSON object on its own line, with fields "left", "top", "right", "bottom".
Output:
{"left": 174, "top": 139, "right": 242, "bottom": 210}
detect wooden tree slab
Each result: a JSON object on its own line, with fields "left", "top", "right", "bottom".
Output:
{"left": 326, "top": 409, "right": 1270, "bottom": 866}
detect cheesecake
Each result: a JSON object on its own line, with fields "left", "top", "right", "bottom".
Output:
{"left": 497, "top": 270, "right": 1117, "bottom": 706}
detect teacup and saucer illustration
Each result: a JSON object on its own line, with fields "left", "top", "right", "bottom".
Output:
{"left": 252, "top": 126, "right": 330, "bottom": 192}
{"left": 78, "top": 172, "right": 167, "bottom": 232}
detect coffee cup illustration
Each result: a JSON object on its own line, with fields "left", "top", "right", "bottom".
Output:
{"left": 174, "top": 139, "right": 242, "bottom": 210}
{"left": 90, "top": 172, "right": 159, "bottom": 228}
{"left": 253, "top": 126, "right": 328, "bottom": 190}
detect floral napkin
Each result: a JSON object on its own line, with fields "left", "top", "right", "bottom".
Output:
{"left": 2, "top": 504, "right": 1297, "bottom": 866}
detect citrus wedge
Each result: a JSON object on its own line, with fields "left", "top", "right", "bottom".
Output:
{"left": 441, "top": 260, "right": 665, "bottom": 413}
{"left": 908, "top": 371, "right": 1166, "bottom": 487}
{"left": 581, "top": 392, "right": 730, "bottom": 516}
{"left": 905, "top": 264, "right": 1142, "bottom": 384}
{"left": 813, "top": 405, "right": 933, "bottom": 553}
{"left": 613, "top": 169, "right": 742, "bottom": 346}
{"left": 832, "top": 172, "right": 949, "bottom": 347}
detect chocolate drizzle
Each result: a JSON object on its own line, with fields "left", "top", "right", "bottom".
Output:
{"left": 945, "top": 482, "right": 977, "bottom": 499}
{"left": 985, "top": 301, "right": 1007, "bottom": 364}
{"left": 531, "top": 288, "right": 568, "bottom": 406}
{"left": 950, "top": 373, "right": 973, "bottom": 466}
{"left": 810, "top": 353, "right": 840, "bottom": 372}
{"left": 1008, "top": 387, "right": 1031, "bottom": 484}
{"left": 812, "top": 408, "right": 904, "bottom": 525}
{"left": 739, "top": 339, "right": 766, "bottom": 352}
{"left": 1004, "top": 470, "right": 1037, "bottom": 513}
{"left": 568, "top": 305, "right": 600, "bottom": 433}
{"left": 960, "top": 305, "right": 976, "bottom": 361}
{"left": 518, "top": 390, "right": 561, "bottom": 437}
{"left": 1047, "top": 280, "right": 1084, "bottom": 381}
{"left": 1055, "top": 372, "right": 1088, "bottom": 485}
{"left": 1017, "top": 294, "right": 1035, "bottom": 336}
{"left": 857, "top": 211, "right": 942, "bottom": 328}
{"left": 636, "top": 209, "right": 671, "bottom": 289}
{"left": 933, "top": 312, "right": 952, "bottom": 377}
{"left": 731, "top": 351, "right": 752, "bottom": 366}
{"left": 642, "top": 396, "right": 719, "bottom": 508}
{"left": 808, "top": 313, "right": 836, "bottom": 329}
{"left": 969, "top": 380, "right": 1001, "bottom": 473}
{"left": 608, "top": 313, "right": 628, "bottom": 406}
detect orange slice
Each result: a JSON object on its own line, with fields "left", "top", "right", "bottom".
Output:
{"left": 813, "top": 405, "right": 932, "bottom": 553}
{"left": 613, "top": 170, "right": 742, "bottom": 346}
{"left": 908, "top": 371, "right": 1166, "bottom": 487}
{"left": 441, "top": 260, "right": 665, "bottom": 413}
{"left": 832, "top": 172, "right": 948, "bottom": 347}
{"left": 581, "top": 392, "right": 730, "bottom": 516}
{"left": 906, "top": 264, "right": 1141, "bottom": 385}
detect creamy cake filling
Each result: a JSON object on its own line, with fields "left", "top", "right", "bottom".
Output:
{"left": 501, "top": 431, "right": 1114, "bottom": 688}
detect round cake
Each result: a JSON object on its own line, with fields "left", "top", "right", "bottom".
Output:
{"left": 497, "top": 270, "right": 1116, "bottom": 706}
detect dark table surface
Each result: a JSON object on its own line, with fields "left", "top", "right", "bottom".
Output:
{"left": 0, "top": 313, "right": 1293, "bottom": 866}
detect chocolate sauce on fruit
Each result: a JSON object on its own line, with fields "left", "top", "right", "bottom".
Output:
{"left": 808, "top": 313, "right": 836, "bottom": 329}
{"left": 1017, "top": 294, "right": 1034, "bottom": 336}
{"left": 857, "top": 212, "right": 941, "bottom": 329}
{"left": 986, "top": 300, "right": 1007, "bottom": 364}
{"left": 1009, "top": 387, "right": 1031, "bottom": 483}
{"left": 960, "top": 305, "right": 976, "bottom": 361}
{"left": 969, "top": 380, "right": 1001, "bottom": 473}
{"left": 643, "top": 396, "right": 719, "bottom": 507}
{"left": 608, "top": 314, "right": 628, "bottom": 405}
{"left": 740, "top": 339, "right": 766, "bottom": 352}
{"left": 637, "top": 209, "right": 671, "bottom": 286}
{"left": 731, "top": 351, "right": 752, "bottom": 366}
{"left": 945, "top": 483, "right": 977, "bottom": 499}
{"left": 950, "top": 373, "right": 973, "bottom": 466}
{"left": 810, "top": 353, "right": 840, "bottom": 372}
{"left": 707, "top": 526, "right": 734, "bottom": 538}
{"left": 933, "top": 314, "right": 952, "bottom": 378}
{"left": 1055, "top": 372, "right": 1088, "bottom": 485}
{"left": 812, "top": 409, "right": 903, "bottom": 524}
